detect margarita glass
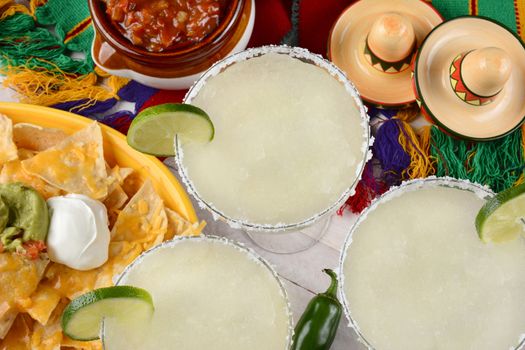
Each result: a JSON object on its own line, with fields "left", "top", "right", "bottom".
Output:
{"left": 176, "top": 45, "right": 370, "bottom": 253}
{"left": 101, "top": 236, "right": 293, "bottom": 349}
{"left": 339, "top": 177, "right": 525, "bottom": 350}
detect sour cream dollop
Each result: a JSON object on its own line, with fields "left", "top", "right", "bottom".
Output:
{"left": 46, "top": 194, "right": 110, "bottom": 270}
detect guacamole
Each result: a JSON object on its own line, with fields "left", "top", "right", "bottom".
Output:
{"left": 0, "top": 183, "right": 49, "bottom": 252}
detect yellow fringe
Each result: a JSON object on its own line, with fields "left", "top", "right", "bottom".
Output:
{"left": 394, "top": 105, "right": 420, "bottom": 123}
{"left": 0, "top": 0, "right": 30, "bottom": 20}
{"left": 94, "top": 66, "right": 110, "bottom": 78}
{"left": 515, "top": 174, "right": 524, "bottom": 186}
{"left": 1, "top": 60, "right": 130, "bottom": 108}
{"left": 0, "top": 4, "right": 130, "bottom": 110}
{"left": 29, "top": 0, "right": 46, "bottom": 16}
{"left": 418, "top": 125, "right": 432, "bottom": 155}
{"left": 466, "top": 148, "right": 476, "bottom": 170}
{"left": 1, "top": 65, "right": 119, "bottom": 107}
{"left": 397, "top": 120, "right": 434, "bottom": 179}
{"left": 96, "top": 67, "right": 130, "bottom": 94}
{"left": 107, "top": 75, "right": 130, "bottom": 95}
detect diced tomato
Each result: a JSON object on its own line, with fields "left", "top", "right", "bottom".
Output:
{"left": 105, "top": 0, "right": 223, "bottom": 52}
{"left": 20, "top": 240, "right": 46, "bottom": 260}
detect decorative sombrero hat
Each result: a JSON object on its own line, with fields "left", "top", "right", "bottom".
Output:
{"left": 328, "top": 0, "right": 443, "bottom": 107}
{"left": 413, "top": 16, "right": 525, "bottom": 141}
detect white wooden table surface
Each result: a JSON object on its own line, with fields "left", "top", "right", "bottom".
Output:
{"left": 0, "top": 86, "right": 367, "bottom": 349}
{"left": 199, "top": 200, "right": 365, "bottom": 349}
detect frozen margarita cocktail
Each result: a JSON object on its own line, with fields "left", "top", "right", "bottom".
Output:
{"left": 340, "top": 178, "right": 525, "bottom": 350}
{"left": 178, "top": 46, "right": 369, "bottom": 231}
{"left": 102, "top": 236, "right": 292, "bottom": 349}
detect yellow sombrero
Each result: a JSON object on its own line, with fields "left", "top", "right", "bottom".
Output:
{"left": 413, "top": 16, "right": 525, "bottom": 141}
{"left": 328, "top": 0, "right": 443, "bottom": 107}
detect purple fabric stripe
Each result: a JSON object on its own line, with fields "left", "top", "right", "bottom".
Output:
{"left": 368, "top": 106, "right": 397, "bottom": 119}
{"left": 52, "top": 98, "right": 118, "bottom": 117}
{"left": 118, "top": 80, "right": 158, "bottom": 112}
{"left": 96, "top": 109, "right": 134, "bottom": 135}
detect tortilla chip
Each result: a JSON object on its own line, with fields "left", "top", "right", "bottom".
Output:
{"left": 21, "top": 122, "right": 108, "bottom": 199}
{"left": 0, "top": 254, "right": 48, "bottom": 340}
{"left": 93, "top": 242, "right": 142, "bottom": 289}
{"left": 23, "top": 284, "right": 61, "bottom": 326}
{"left": 13, "top": 123, "right": 68, "bottom": 152}
{"left": 92, "top": 265, "right": 114, "bottom": 290}
{"left": 0, "top": 114, "right": 18, "bottom": 166}
{"left": 165, "top": 208, "right": 203, "bottom": 239}
{"left": 111, "top": 180, "right": 167, "bottom": 246}
{"left": 107, "top": 166, "right": 133, "bottom": 190}
{"left": 30, "top": 300, "right": 65, "bottom": 350}
{"left": 0, "top": 302, "right": 18, "bottom": 340}
{"left": 0, "top": 160, "right": 63, "bottom": 199}
{"left": 104, "top": 184, "right": 129, "bottom": 228}
{"left": 0, "top": 313, "right": 33, "bottom": 349}
{"left": 105, "top": 184, "right": 128, "bottom": 211}
{"left": 108, "top": 242, "right": 143, "bottom": 281}
{"left": 44, "top": 264, "right": 98, "bottom": 300}
{"left": 0, "top": 254, "right": 49, "bottom": 306}
{"left": 121, "top": 171, "right": 143, "bottom": 199}
{"left": 17, "top": 149, "right": 38, "bottom": 161}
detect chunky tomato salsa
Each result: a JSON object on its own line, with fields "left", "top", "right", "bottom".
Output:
{"left": 105, "top": 0, "right": 225, "bottom": 52}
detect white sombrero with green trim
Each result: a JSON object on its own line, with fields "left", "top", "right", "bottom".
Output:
{"left": 413, "top": 16, "right": 525, "bottom": 141}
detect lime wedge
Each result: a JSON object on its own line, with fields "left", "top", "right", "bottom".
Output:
{"left": 127, "top": 103, "right": 214, "bottom": 156}
{"left": 475, "top": 183, "right": 525, "bottom": 243}
{"left": 61, "top": 286, "right": 154, "bottom": 341}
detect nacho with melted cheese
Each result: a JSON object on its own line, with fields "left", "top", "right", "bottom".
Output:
{"left": 0, "top": 253, "right": 49, "bottom": 339}
{"left": 0, "top": 160, "right": 63, "bottom": 199}
{"left": 166, "top": 207, "right": 204, "bottom": 239}
{"left": 0, "top": 314, "right": 32, "bottom": 350}
{"left": 112, "top": 180, "right": 168, "bottom": 249}
{"left": 13, "top": 123, "right": 68, "bottom": 152}
{"left": 21, "top": 122, "right": 109, "bottom": 199}
{"left": 0, "top": 115, "right": 202, "bottom": 349}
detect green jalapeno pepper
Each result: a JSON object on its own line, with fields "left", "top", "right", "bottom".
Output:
{"left": 291, "top": 269, "right": 342, "bottom": 350}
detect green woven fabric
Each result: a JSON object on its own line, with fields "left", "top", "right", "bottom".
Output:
{"left": 430, "top": 127, "right": 524, "bottom": 193}
{"left": 35, "top": 0, "right": 94, "bottom": 53}
{"left": 431, "top": 0, "right": 470, "bottom": 19}
{"left": 477, "top": 0, "right": 518, "bottom": 32}
{"left": 432, "top": 0, "right": 519, "bottom": 31}
{"left": 0, "top": 0, "right": 94, "bottom": 74}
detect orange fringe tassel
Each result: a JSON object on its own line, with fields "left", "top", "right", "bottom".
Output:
{"left": 0, "top": 0, "right": 30, "bottom": 19}
{"left": 1, "top": 63, "right": 129, "bottom": 107}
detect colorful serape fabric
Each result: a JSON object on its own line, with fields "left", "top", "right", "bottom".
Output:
{"left": 1, "top": 0, "right": 524, "bottom": 213}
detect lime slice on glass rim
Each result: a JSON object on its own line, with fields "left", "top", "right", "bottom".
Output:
{"left": 127, "top": 103, "right": 214, "bottom": 156}
{"left": 475, "top": 183, "right": 525, "bottom": 243}
{"left": 61, "top": 286, "right": 154, "bottom": 341}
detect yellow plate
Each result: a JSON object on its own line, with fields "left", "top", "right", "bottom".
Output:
{"left": 0, "top": 102, "right": 197, "bottom": 223}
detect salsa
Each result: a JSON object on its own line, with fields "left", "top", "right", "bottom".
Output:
{"left": 105, "top": 0, "right": 224, "bottom": 52}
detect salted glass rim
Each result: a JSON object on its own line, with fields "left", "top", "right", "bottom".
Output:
{"left": 338, "top": 176, "right": 525, "bottom": 350}
{"left": 101, "top": 235, "right": 294, "bottom": 349}
{"left": 176, "top": 45, "right": 372, "bottom": 232}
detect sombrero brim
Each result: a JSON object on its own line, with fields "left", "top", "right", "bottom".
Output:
{"left": 328, "top": 0, "right": 443, "bottom": 107}
{"left": 414, "top": 16, "right": 525, "bottom": 141}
